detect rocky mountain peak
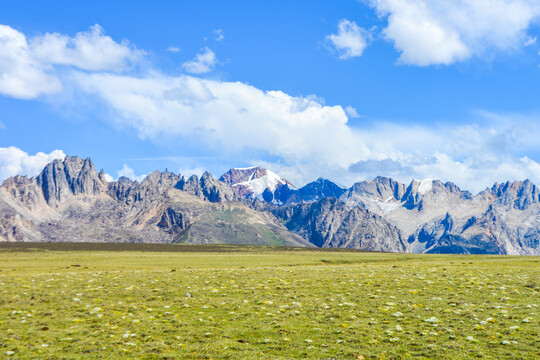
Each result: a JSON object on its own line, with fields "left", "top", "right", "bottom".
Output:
{"left": 36, "top": 155, "right": 107, "bottom": 205}
{"left": 351, "top": 176, "right": 406, "bottom": 201}
{"left": 219, "top": 166, "right": 294, "bottom": 203}
{"left": 176, "top": 172, "right": 235, "bottom": 203}
{"left": 273, "top": 197, "right": 407, "bottom": 252}
{"left": 1, "top": 154, "right": 539, "bottom": 255}
{"left": 402, "top": 179, "right": 470, "bottom": 210}
{"left": 219, "top": 166, "right": 267, "bottom": 185}
{"left": 489, "top": 179, "right": 540, "bottom": 210}
{"left": 286, "top": 177, "right": 346, "bottom": 203}
{"left": 140, "top": 170, "right": 181, "bottom": 189}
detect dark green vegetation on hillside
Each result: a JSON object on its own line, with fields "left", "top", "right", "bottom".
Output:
{"left": 0, "top": 244, "right": 538, "bottom": 359}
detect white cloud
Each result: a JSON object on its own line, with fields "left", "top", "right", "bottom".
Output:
{"left": 166, "top": 46, "right": 181, "bottom": 53}
{"left": 370, "top": 0, "right": 540, "bottom": 66}
{"left": 0, "top": 146, "right": 66, "bottom": 182}
{"left": 178, "top": 167, "right": 205, "bottom": 178}
{"left": 75, "top": 73, "right": 368, "bottom": 169}
{"left": 0, "top": 24, "right": 142, "bottom": 99}
{"left": 345, "top": 105, "right": 360, "bottom": 118}
{"left": 0, "top": 25, "right": 62, "bottom": 99}
{"left": 117, "top": 164, "right": 146, "bottom": 182}
{"left": 2, "top": 24, "right": 540, "bottom": 193}
{"left": 30, "top": 24, "right": 142, "bottom": 71}
{"left": 182, "top": 47, "right": 217, "bottom": 74}
{"left": 214, "top": 29, "right": 224, "bottom": 42}
{"left": 326, "top": 19, "right": 370, "bottom": 59}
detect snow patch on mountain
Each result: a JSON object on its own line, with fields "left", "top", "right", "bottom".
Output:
{"left": 417, "top": 179, "right": 434, "bottom": 195}
{"left": 233, "top": 169, "right": 291, "bottom": 200}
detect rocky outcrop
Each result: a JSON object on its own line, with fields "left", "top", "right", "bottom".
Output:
{"left": 342, "top": 176, "right": 406, "bottom": 204}
{"left": 36, "top": 156, "right": 108, "bottom": 205}
{"left": 483, "top": 180, "right": 540, "bottom": 210}
{"left": 401, "top": 179, "right": 472, "bottom": 210}
{"left": 176, "top": 172, "right": 235, "bottom": 202}
{"left": 1, "top": 176, "right": 47, "bottom": 211}
{"left": 108, "top": 176, "right": 138, "bottom": 204}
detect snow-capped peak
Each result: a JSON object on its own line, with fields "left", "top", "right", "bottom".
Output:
{"left": 415, "top": 179, "right": 434, "bottom": 195}
{"left": 219, "top": 166, "right": 295, "bottom": 202}
{"left": 234, "top": 169, "right": 292, "bottom": 200}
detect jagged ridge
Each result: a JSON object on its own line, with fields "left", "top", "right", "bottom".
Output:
{"left": 0, "top": 156, "right": 539, "bottom": 255}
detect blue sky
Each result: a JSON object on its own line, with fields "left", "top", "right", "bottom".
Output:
{"left": 1, "top": 0, "right": 540, "bottom": 193}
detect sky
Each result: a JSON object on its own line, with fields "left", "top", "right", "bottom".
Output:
{"left": 1, "top": 0, "right": 540, "bottom": 193}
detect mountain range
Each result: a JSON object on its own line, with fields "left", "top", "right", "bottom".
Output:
{"left": 1, "top": 156, "right": 539, "bottom": 255}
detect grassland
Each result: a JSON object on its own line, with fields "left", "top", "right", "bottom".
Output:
{"left": 0, "top": 243, "right": 538, "bottom": 359}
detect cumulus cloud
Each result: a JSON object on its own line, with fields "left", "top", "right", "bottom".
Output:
{"left": 0, "top": 24, "right": 142, "bottom": 99}
{"left": 75, "top": 73, "right": 368, "bottom": 168}
{"left": 182, "top": 47, "right": 217, "bottom": 74}
{"left": 326, "top": 19, "right": 370, "bottom": 59}
{"left": 30, "top": 24, "right": 143, "bottom": 71}
{"left": 0, "top": 147, "right": 66, "bottom": 182}
{"left": 370, "top": 0, "right": 540, "bottom": 66}
{"left": 0, "top": 25, "right": 62, "bottom": 99}
{"left": 117, "top": 164, "right": 146, "bottom": 182}
{"left": 2, "top": 24, "right": 540, "bottom": 194}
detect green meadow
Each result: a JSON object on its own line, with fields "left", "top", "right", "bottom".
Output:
{"left": 0, "top": 243, "right": 538, "bottom": 359}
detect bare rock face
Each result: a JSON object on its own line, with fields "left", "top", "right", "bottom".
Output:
{"left": 176, "top": 175, "right": 203, "bottom": 198}
{"left": 1, "top": 176, "right": 47, "bottom": 211}
{"left": 37, "top": 156, "right": 108, "bottom": 205}
{"left": 342, "top": 176, "right": 406, "bottom": 204}
{"left": 108, "top": 176, "right": 138, "bottom": 204}
{"left": 200, "top": 171, "right": 236, "bottom": 202}
{"left": 274, "top": 197, "right": 407, "bottom": 252}
{"left": 158, "top": 205, "right": 191, "bottom": 233}
{"left": 135, "top": 170, "right": 182, "bottom": 203}
{"left": 484, "top": 180, "right": 540, "bottom": 210}
{"left": 401, "top": 179, "right": 472, "bottom": 211}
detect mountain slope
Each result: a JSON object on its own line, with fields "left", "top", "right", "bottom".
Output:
{"left": 341, "top": 177, "right": 540, "bottom": 255}
{"left": 0, "top": 157, "right": 310, "bottom": 247}
{"left": 273, "top": 197, "right": 407, "bottom": 252}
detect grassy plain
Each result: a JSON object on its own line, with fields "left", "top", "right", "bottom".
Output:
{"left": 0, "top": 243, "right": 538, "bottom": 359}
